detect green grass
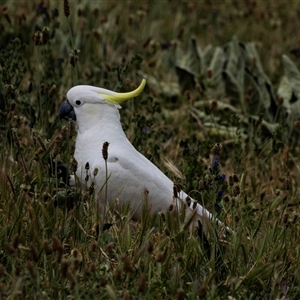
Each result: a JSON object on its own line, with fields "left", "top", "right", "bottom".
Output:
{"left": 1, "top": 0, "right": 300, "bottom": 299}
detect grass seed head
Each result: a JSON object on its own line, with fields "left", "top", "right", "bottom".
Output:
{"left": 63, "top": 0, "right": 70, "bottom": 17}
{"left": 69, "top": 119, "right": 75, "bottom": 139}
{"left": 52, "top": 236, "right": 63, "bottom": 252}
{"left": 93, "top": 168, "right": 98, "bottom": 177}
{"left": 283, "top": 213, "right": 289, "bottom": 224}
{"left": 198, "top": 179, "right": 205, "bottom": 190}
{"left": 185, "top": 196, "right": 191, "bottom": 206}
{"left": 89, "top": 262, "right": 96, "bottom": 273}
{"left": 48, "top": 84, "right": 57, "bottom": 97}
{"left": 155, "top": 251, "right": 164, "bottom": 262}
{"left": 52, "top": 134, "right": 63, "bottom": 157}
{"left": 176, "top": 288, "right": 185, "bottom": 300}
{"left": 164, "top": 228, "right": 171, "bottom": 236}
{"left": 9, "top": 100, "right": 16, "bottom": 112}
{"left": 147, "top": 241, "right": 154, "bottom": 253}
{"left": 90, "top": 241, "right": 97, "bottom": 253}
{"left": 4, "top": 12, "right": 11, "bottom": 24}
{"left": 105, "top": 243, "right": 115, "bottom": 255}
{"left": 43, "top": 242, "right": 52, "bottom": 255}
{"left": 4, "top": 243, "right": 15, "bottom": 254}
{"left": 33, "top": 31, "right": 41, "bottom": 46}
{"left": 36, "top": 134, "right": 46, "bottom": 150}
{"left": 71, "top": 157, "right": 78, "bottom": 172}
{"left": 223, "top": 195, "right": 230, "bottom": 202}
{"left": 113, "top": 268, "right": 122, "bottom": 282}
{"left": 122, "top": 256, "right": 133, "bottom": 273}
{"left": 210, "top": 99, "right": 218, "bottom": 111}
{"left": 12, "top": 234, "right": 19, "bottom": 249}
{"left": 199, "top": 285, "right": 207, "bottom": 298}
{"left": 28, "top": 82, "right": 33, "bottom": 93}
{"left": 30, "top": 245, "right": 39, "bottom": 262}
{"left": 15, "top": 264, "right": 21, "bottom": 276}
{"left": 0, "top": 264, "right": 4, "bottom": 278}
{"left": 42, "top": 27, "right": 49, "bottom": 45}
{"left": 89, "top": 182, "right": 95, "bottom": 195}
{"left": 99, "top": 276, "right": 107, "bottom": 287}
{"left": 233, "top": 174, "right": 239, "bottom": 183}
{"left": 102, "top": 142, "right": 109, "bottom": 160}
{"left": 12, "top": 128, "right": 20, "bottom": 148}
{"left": 173, "top": 183, "right": 178, "bottom": 198}
{"left": 137, "top": 272, "right": 147, "bottom": 293}
{"left": 67, "top": 270, "right": 76, "bottom": 289}
{"left": 283, "top": 176, "right": 292, "bottom": 190}
{"left": 233, "top": 184, "right": 240, "bottom": 196}
{"left": 211, "top": 143, "right": 222, "bottom": 155}
{"left": 207, "top": 68, "right": 213, "bottom": 78}
{"left": 60, "top": 260, "right": 69, "bottom": 277}
{"left": 40, "top": 83, "right": 46, "bottom": 95}
{"left": 26, "top": 261, "right": 36, "bottom": 278}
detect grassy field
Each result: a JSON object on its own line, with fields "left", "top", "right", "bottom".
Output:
{"left": 1, "top": 0, "right": 300, "bottom": 299}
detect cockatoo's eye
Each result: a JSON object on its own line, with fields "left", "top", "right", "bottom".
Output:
{"left": 75, "top": 100, "right": 83, "bottom": 106}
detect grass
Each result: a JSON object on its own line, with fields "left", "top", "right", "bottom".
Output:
{"left": 1, "top": 0, "right": 300, "bottom": 299}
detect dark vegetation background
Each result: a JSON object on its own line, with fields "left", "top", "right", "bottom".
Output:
{"left": 1, "top": 1, "right": 300, "bottom": 299}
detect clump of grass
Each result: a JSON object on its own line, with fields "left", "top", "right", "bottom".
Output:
{"left": 1, "top": 0, "right": 300, "bottom": 299}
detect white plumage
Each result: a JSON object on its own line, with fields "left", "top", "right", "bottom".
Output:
{"left": 59, "top": 79, "right": 219, "bottom": 226}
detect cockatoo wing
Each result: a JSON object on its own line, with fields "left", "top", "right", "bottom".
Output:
{"left": 84, "top": 139, "right": 215, "bottom": 224}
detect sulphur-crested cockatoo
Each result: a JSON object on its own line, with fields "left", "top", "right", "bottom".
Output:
{"left": 59, "top": 79, "right": 220, "bottom": 227}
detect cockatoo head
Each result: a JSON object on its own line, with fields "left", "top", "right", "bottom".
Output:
{"left": 59, "top": 79, "right": 146, "bottom": 122}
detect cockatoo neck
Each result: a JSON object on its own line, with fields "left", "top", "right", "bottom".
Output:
{"left": 75, "top": 104, "right": 125, "bottom": 138}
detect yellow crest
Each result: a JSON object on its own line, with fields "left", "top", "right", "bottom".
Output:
{"left": 99, "top": 79, "right": 146, "bottom": 105}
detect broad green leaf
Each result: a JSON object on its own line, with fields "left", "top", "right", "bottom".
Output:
{"left": 186, "top": 37, "right": 202, "bottom": 75}
{"left": 281, "top": 54, "right": 300, "bottom": 96}
{"left": 223, "top": 36, "right": 246, "bottom": 103}
{"left": 207, "top": 47, "right": 226, "bottom": 98}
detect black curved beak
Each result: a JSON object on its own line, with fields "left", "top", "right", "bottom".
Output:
{"left": 59, "top": 100, "right": 76, "bottom": 121}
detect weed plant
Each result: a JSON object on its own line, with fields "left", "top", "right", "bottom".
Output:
{"left": 1, "top": 1, "right": 300, "bottom": 299}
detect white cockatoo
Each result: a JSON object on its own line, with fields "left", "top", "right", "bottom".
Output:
{"left": 59, "top": 79, "right": 222, "bottom": 227}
